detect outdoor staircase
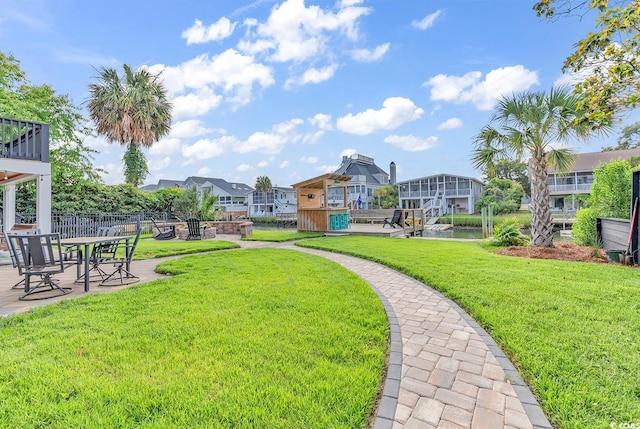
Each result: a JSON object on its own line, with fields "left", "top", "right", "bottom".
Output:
{"left": 423, "top": 194, "right": 443, "bottom": 217}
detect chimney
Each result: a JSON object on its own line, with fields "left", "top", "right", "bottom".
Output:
{"left": 390, "top": 161, "right": 396, "bottom": 185}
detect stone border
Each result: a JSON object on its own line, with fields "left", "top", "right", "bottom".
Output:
{"left": 367, "top": 283, "right": 403, "bottom": 429}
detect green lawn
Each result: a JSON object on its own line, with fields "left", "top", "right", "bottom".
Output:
{"left": 0, "top": 248, "right": 388, "bottom": 428}
{"left": 296, "top": 236, "right": 640, "bottom": 429}
{"left": 242, "top": 230, "right": 324, "bottom": 242}
{"left": 132, "top": 237, "right": 240, "bottom": 259}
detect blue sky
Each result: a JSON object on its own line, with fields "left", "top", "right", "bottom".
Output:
{"left": 0, "top": 0, "right": 617, "bottom": 188}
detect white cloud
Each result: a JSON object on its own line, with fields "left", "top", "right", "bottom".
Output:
{"left": 384, "top": 135, "right": 438, "bottom": 152}
{"left": 340, "top": 148, "right": 357, "bottom": 158}
{"left": 279, "top": 161, "right": 290, "bottom": 168}
{"left": 149, "top": 137, "right": 182, "bottom": 156}
{"left": 240, "top": 0, "right": 371, "bottom": 63}
{"left": 148, "top": 156, "right": 171, "bottom": 170}
{"left": 147, "top": 49, "right": 274, "bottom": 108}
{"left": 257, "top": 160, "right": 269, "bottom": 167}
{"left": 234, "top": 118, "right": 304, "bottom": 154}
{"left": 436, "top": 117, "right": 463, "bottom": 130}
{"left": 308, "top": 113, "right": 333, "bottom": 130}
{"left": 182, "top": 136, "right": 237, "bottom": 159}
{"left": 336, "top": 97, "right": 424, "bottom": 135}
{"left": 237, "top": 164, "right": 252, "bottom": 172}
{"left": 83, "top": 133, "right": 111, "bottom": 150}
{"left": 197, "top": 167, "right": 212, "bottom": 176}
{"left": 182, "top": 18, "right": 237, "bottom": 45}
{"left": 285, "top": 64, "right": 338, "bottom": 89}
{"left": 171, "top": 89, "right": 223, "bottom": 119}
{"left": 351, "top": 42, "right": 390, "bottom": 62}
{"left": 412, "top": 10, "right": 442, "bottom": 30}
{"left": 316, "top": 164, "right": 339, "bottom": 173}
{"left": 424, "top": 65, "right": 539, "bottom": 111}
{"left": 300, "top": 156, "right": 318, "bottom": 163}
{"left": 96, "top": 162, "right": 124, "bottom": 185}
{"left": 169, "top": 119, "right": 216, "bottom": 139}
{"left": 338, "top": 0, "right": 364, "bottom": 7}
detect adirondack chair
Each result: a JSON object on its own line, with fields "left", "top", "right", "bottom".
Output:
{"left": 151, "top": 218, "right": 176, "bottom": 240}
{"left": 185, "top": 218, "right": 207, "bottom": 240}
{"left": 382, "top": 210, "right": 406, "bottom": 229}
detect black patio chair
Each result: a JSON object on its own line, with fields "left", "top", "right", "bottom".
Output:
{"left": 185, "top": 218, "right": 207, "bottom": 240}
{"left": 151, "top": 218, "right": 176, "bottom": 240}
{"left": 5, "top": 229, "right": 41, "bottom": 290}
{"left": 99, "top": 227, "right": 142, "bottom": 287}
{"left": 7, "top": 233, "right": 72, "bottom": 301}
{"left": 74, "top": 236, "right": 121, "bottom": 284}
{"left": 382, "top": 210, "right": 406, "bottom": 228}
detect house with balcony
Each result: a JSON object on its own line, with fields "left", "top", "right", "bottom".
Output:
{"left": 182, "top": 176, "right": 254, "bottom": 215}
{"left": 331, "top": 154, "right": 394, "bottom": 209}
{"left": 249, "top": 186, "right": 297, "bottom": 217}
{"left": 547, "top": 148, "right": 640, "bottom": 212}
{"left": 397, "top": 174, "right": 485, "bottom": 216}
{"left": 0, "top": 117, "right": 52, "bottom": 232}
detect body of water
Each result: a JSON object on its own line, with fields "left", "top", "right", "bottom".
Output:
{"left": 254, "top": 224, "right": 573, "bottom": 242}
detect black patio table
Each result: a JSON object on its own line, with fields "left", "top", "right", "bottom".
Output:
{"left": 60, "top": 235, "right": 132, "bottom": 292}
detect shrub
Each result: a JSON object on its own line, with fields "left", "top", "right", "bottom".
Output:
{"left": 572, "top": 207, "right": 599, "bottom": 247}
{"left": 493, "top": 218, "right": 529, "bottom": 246}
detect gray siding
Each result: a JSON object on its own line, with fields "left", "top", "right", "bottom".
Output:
{"left": 597, "top": 217, "right": 630, "bottom": 250}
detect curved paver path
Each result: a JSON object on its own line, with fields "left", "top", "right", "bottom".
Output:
{"left": 0, "top": 236, "right": 553, "bottom": 429}
{"left": 282, "top": 244, "right": 552, "bottom": 429}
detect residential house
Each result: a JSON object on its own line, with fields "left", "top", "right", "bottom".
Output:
{"left": 182, "top": 176, "right": 254, "bottom": 215}
{"left": 547, "top": 148, "right": 640, "bottom": 212}
{"left": 397, "top": 174, "right": 485, "bottom": 215}
{"left": 139, "top": 179, "right": 184, "bottom": 192}
{"left": 331, "top": 154, "right": 393, "bottom": 209}
{"left": 249, "top": 186, "right": 297, "bottom": 217}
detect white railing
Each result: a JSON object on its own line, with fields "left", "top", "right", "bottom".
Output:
{"left": 549, "top": 184, "right": 591, "bottom": 193}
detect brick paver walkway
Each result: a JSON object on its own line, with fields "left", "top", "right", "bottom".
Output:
{"left": 0, "top": 236, "right": 553, "bottom": 429}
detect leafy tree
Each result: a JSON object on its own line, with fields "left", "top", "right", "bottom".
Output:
{"left": 0, "top": 50, "right": 101, "bottom": 212}
{"left": 372, "top": 185, "right": 399, "bottom": 209}
{"left": 603, "top": 121, "right": 640, "bottom": 151}
{"left": 572, "top": 159, "right": 632, "bottom": 246}
{"left": 254, "top": 175, "right": 273, "bottom": 214}
{"left": 88, "top": 64, "right": 172, "bottom": 187}
{"left": 482, "top": 159, "right": 531, "bottom": 197}
{"left": 172, "top": 187, "right": 200, "bottom": 220}
{"left": 475, "top": 178, "right": 524, "bottom": 215}
{"left": 534, "top": 1, "right": 640, "bottom": 129}
{"left": 471, "top": 87, "right": 606, "bottom": 247}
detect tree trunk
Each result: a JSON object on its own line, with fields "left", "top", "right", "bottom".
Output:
{"left": 528, "top": 151, "right": 554, "bottom": 247}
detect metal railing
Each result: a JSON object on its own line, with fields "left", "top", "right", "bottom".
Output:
{"left": 0, "top": 117, "right": 50, "bottom": 162}
{"left": 16, "top": 212, "right": 168, "bottom": 238}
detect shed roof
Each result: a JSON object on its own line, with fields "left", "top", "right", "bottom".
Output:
{"left": 291, "top": 174, "right": 352, "bottom": 189}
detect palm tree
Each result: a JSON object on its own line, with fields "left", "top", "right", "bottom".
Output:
{"left": 88, "top": 64, "right": 172, "bottom": 186}
{"left": 471, "top": 87, "right": 608, "bottom": 247}
{"left": 254, "top": 176, "right": 273, "bottom": 216}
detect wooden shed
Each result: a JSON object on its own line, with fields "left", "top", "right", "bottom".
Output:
{"left": 292, "top": 173, "right": 352, "bottom": 232}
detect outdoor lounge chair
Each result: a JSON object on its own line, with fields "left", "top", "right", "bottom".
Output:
{"left": 185, "top": 218, "right": 207, "bottom": 240}
{"left": 151, "top": 218, "right": 176, "bottom": 240}
{"left": 7, "top": 233, "right": 72, "bottom": 301}
{"left": 382, "top": 210, "right": 406, "bottom": 229}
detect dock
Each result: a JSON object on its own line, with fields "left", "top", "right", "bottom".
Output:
{"left": 324, "top": 223, "right": 421, "bottom": 238}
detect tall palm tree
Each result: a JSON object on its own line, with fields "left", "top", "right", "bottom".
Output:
{"left": 254, "top": 175, "right": 273, "bottom": 216}
{"left": 471, "top": 87, "right": 608, "bottom": 247}
{"left": 88, "top": 64, "right": 172, "bottom": 186}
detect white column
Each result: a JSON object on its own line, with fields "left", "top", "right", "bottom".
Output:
{"left": 3, "top": 183, "right": 16, "bottom": 231}
{"left": 36, "top": 172, "right": 52, "bottom": 233}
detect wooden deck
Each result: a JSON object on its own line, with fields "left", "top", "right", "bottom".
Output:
{"left": 324, "top": 223, "right": 418, "bottom": 238}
